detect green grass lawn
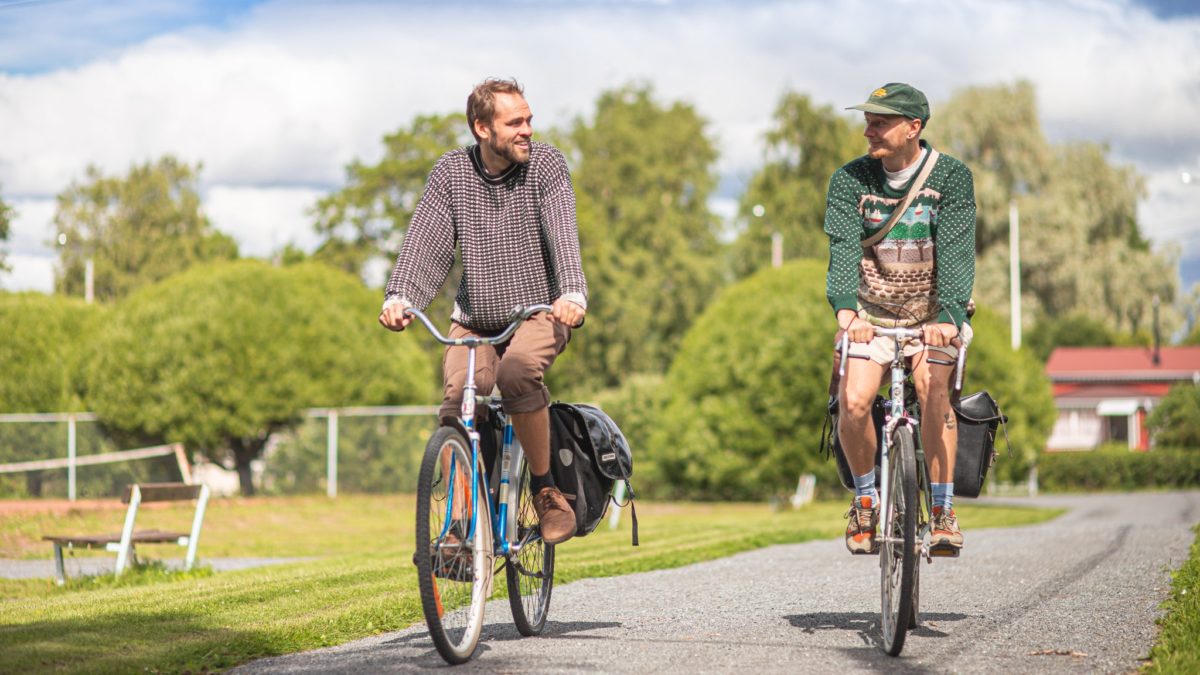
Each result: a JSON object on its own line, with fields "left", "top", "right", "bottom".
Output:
{"left": 1145, "top": 523, "right": 1200, "bottom": 674}
{"left": 0, "top": 496, "right": 1057, "bottom": 673}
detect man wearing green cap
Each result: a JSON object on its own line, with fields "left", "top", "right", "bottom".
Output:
{"left": 825, "top": 82, "right": 976, "bottom": 556}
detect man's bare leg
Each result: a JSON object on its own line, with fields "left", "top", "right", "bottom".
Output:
{"left": 912, "top": 353, "right": 963, "bottom": 549}
{"left": 839, "top": 355, "right": 886, "bottom": 553}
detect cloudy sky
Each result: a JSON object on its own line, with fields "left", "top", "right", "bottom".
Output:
{"left": 2, "top": 0, "right": 1199, "bottom": 293}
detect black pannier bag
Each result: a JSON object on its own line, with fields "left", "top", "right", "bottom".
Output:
{"left": 952, "top": 391, "right": 1008, "bottom": 498}
{"left": 548, "top": 402, "right": 638, "bottom": 545}
{"left": 822, "top": 391, "right": 1008, "bottom": 497}
{"left": 822, "top": 396, "right": 886, "bottom": 492}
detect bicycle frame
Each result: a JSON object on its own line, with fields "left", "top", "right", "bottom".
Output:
{"left": 839, "top": 327, "right": 967, "bottom": 556}
{"left": 405, "top": 304, "right": 553, "bottom": 559}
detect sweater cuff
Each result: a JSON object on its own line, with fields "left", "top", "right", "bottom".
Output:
{"left": 560, "top": 292, "right": 588, "bottom": 311}
{"left": 830, "top": 295, "right": 858, "bottom": 315}
{"left": 381, "top": 295, "right": 413, "bottom": 313}
{"left": 937, "top": 306, "right": 965, "bottom": 328}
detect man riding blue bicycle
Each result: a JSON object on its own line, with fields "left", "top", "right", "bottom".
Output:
{"left": 824, "top": 82, "right": 977, "bottom": 556}
{"left": 379, "top": 77, "right": 584, "bottom": 547}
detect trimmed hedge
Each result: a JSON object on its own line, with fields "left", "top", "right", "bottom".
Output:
{"left": 1038, "top": 446, "right": 1200, "bottom": 492}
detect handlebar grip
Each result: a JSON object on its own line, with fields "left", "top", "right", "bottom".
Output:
{"left": 838, "top": 333, "right": 849, "bottom": 379}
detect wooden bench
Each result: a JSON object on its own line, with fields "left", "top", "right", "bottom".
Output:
{"left": 43, "top": 482, "right": 211, "bottom": 585}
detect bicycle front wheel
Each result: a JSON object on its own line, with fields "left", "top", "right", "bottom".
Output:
{"left": 506, "top": 455, "right": 555, "bottom": 635}
{"left": 415, "top": 426, "right": 493, "bottom": 664}
{"left": 880, "top": 424, "right": 918, "bottom": 656}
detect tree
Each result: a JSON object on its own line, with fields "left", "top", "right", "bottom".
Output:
{"left": 1024, "top": 310, "right": 1123, "bottom": 363}
{"left": 1147, "top": 383, "right": 1200, "bottom": 450}
{"left": 0, "top": 190, "right": 13, "bottom": 274}
{"left": 549, "top": 84, "right": 726, "bottom": 392}
{"left": 732, "top": 92, "right": 862, "bottom": 277}
{"left": 312, "top": 114, "right": 470, "bottom": 279}
{"left": 52, "top": 157, "right": 238, "bottom": 302}
{"left": 928, "top": 81, "right": 1180, "bottom": 341}
{"left": 0, "top": 293, "right": 109, "bottom": 496}
{"left": 84, "top": 260, "right": 436, "bottom": 494}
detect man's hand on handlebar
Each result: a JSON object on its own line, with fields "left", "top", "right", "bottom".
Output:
{"left": 378, "top": 303, "right": 412, "bottom": 332}
{"left": 837, "top": 309, "right": 875, "bottom": 343}
{"left": 551, "top": 297, "right": 586, "bottom": 328}
{"left": 922, "top": 322, "right": 959, "bottom": 348}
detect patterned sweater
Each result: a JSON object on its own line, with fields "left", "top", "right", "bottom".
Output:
{"left": 824, "top": 141, "right": 976, "bottom": 328}
{"left": 384, "top": 141, "right": 588, "bottom": 331}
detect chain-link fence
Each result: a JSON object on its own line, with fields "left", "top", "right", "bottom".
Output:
{"left": 0, "top": 408, "right": 442, "bottom": 499}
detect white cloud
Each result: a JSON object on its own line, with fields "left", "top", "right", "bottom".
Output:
{"left": 1141, "top": 169, "right": 1200, "bottom": 255}
{"left": 1, "top": 0, "right": 1198, "bottom": 291}
{"left": 2, "top": 198, "right": 56, "bottom": 293}
{"left": 1, "top": 254, "right": 55, "bottom": 293}
{"left": 203, "top": 185, "right": 325, "bottom": 257}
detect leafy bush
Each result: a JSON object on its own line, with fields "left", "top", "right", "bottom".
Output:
{"left": 1148, "top": 383, "right": 1200, "bottom": 449}
{"left": 646, "top": 261, "right": 842, "bottom": 500}
{"left": 1038, "top": 446, "right": 1200, "bottom": 492}
{"left": 0, "top": 293, "right": 130, "bottom": 497}
{"left": 591, "top": 374, "right": 669, "bottom": 478}
{"left": 0, "top": 292, "right": 102, "bottom": 413}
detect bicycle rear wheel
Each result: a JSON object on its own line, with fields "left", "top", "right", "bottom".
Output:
{"left": 506, "top": 456, "right": 555, "bottom": 635}
{"left": 415, "top": 427, "right": 493, "bottom": 664}
{"left": 880, "top": 424, "right": 918, "bottom": 656}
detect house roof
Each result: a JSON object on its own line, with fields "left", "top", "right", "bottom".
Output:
{"left": 1046, "top": 347, "right": 1200, "bottom": 383}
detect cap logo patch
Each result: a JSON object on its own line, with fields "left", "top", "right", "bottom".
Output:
{"left": 872, "top": 88, "right": 888, "bottom": 98}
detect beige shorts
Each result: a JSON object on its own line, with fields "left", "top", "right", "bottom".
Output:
{"left": 844, "top": 323, "right": 974, "bottom": 366}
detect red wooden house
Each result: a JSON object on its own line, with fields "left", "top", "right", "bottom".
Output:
{"left": 1045, "top": 346, "right": 1200, "bottom": 450}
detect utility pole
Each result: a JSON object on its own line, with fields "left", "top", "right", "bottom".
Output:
{"left": 1009, "top": 200, "right": 1021, "bottom": 350}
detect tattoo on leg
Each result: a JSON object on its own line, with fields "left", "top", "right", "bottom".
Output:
{"left": 944, "top": 413, "right": 956, "bottom": 430}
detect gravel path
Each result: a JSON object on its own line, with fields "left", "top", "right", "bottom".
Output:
{"left": 233, "top": 491, "right": 1199, "bottom": 674}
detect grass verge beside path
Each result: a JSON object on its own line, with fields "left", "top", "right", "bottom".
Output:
{"left": 1145, "top": 523, "right": 1200, "bottom": 673}
{"left": 0, "top": 497, "right": 1057, "bottom": 673}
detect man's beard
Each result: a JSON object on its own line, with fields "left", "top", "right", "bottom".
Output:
{"left": 486, "top": 133, "right": 531, "bottom": 166}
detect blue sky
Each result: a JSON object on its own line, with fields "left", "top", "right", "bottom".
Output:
{"left": 2, "top": 0, "right": 1199, "bottom": 293}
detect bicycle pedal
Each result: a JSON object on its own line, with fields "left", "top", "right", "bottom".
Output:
{"left": 929, "top": 543, "right": 961, "bottom": 558}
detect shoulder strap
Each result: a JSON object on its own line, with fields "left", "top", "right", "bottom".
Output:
{"left": 861, "top": 149, "right": 940, "bottom": 249}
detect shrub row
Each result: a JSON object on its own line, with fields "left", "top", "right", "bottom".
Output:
{"left": 1038, "top": 446, "right": 1200, "bottom": 492}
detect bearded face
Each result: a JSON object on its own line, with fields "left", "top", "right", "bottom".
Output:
{"left": 483, "top": 122, "right": 531, "bottom": 165}
{"left": 478, "top": 92, "right": 533, "bottom": 167}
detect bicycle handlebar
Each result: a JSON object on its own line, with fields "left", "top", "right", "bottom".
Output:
{"left": 403, "top": 304, "right": 554, "bottom": 346}
{"left": 838, "top": 325, "right": 967, "bottom": 392}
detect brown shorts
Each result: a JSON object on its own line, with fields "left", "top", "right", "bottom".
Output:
{"left": 439, "top": 313, "right": 571, "bottom": 420}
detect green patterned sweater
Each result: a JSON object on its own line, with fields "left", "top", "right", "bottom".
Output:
{"left": 824, "top": 141, "right": 976, "bottom": 328}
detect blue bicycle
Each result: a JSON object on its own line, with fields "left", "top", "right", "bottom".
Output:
{"left": 406, "top": 304, "right": 555, "bottom": 664}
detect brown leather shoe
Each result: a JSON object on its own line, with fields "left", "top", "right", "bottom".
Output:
{"left": 533, "top": 487, "right": 576, "bottom": 545}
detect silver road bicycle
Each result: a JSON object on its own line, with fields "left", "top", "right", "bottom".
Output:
{"left": 839, "top": 326, "right": 966, "bottom": 656}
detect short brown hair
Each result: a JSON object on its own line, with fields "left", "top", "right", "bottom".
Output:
{"left": 467, "top": 78, "right": 525, "bottom": 141}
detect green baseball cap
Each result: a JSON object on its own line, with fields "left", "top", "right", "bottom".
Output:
{"left": 847, "top": 83, "right": 930, "bottom": 123}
